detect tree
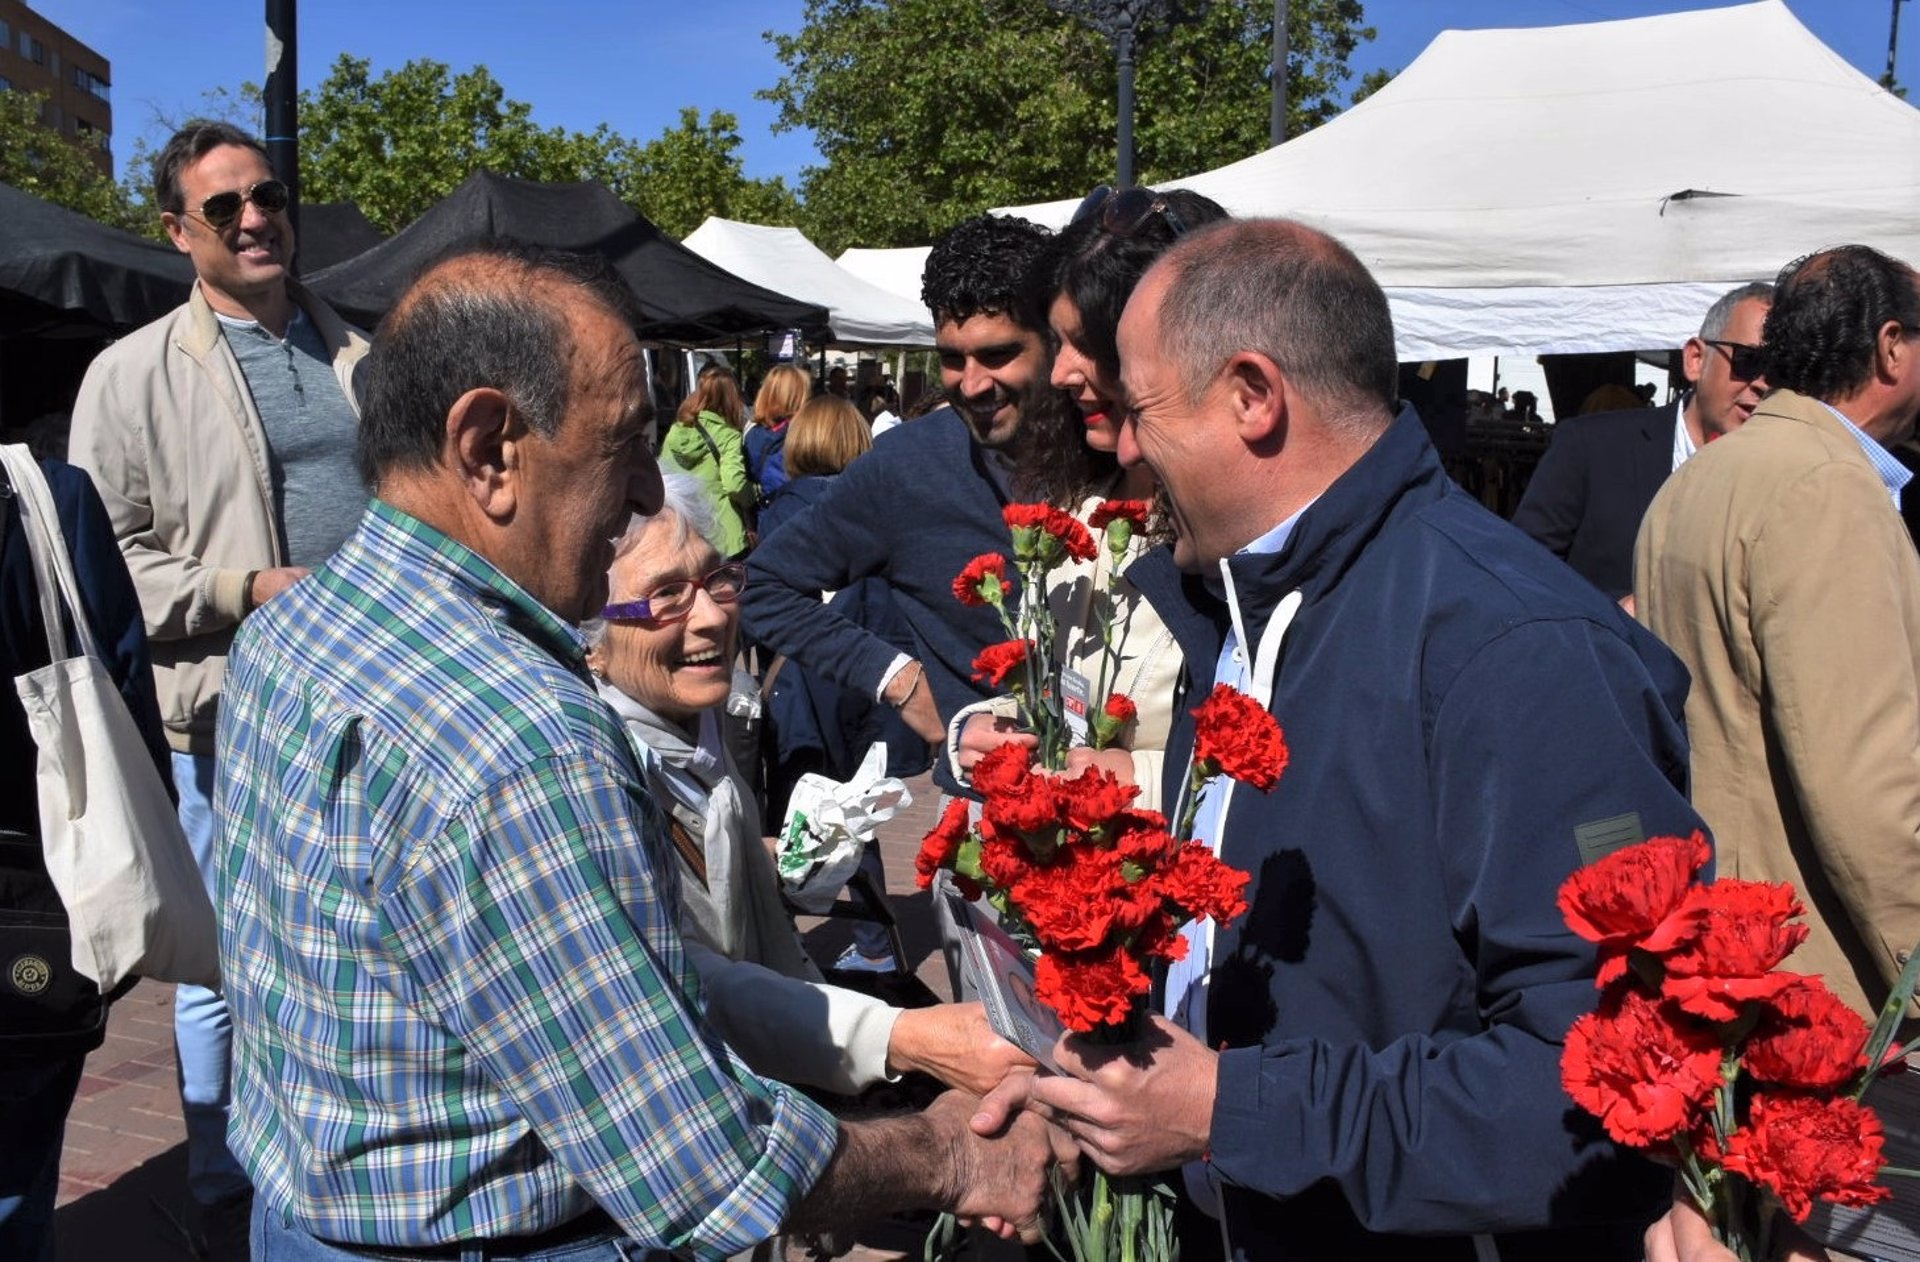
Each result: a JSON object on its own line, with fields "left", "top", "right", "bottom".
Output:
{"left": 762, "top": 0, "right": 1387, "bottom": 251}
{"left": 0, "top": 90, "right": 146, "bottom": 232}
{"left": 617, "top": 107, "right": 802, "bottom": 238}
{"left": 296, "top": 56, "right": 633, "bottom": 233}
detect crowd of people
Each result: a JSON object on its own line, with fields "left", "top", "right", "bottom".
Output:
{"left": 4, "top": 115, "right": 1918, "bottom": 1262}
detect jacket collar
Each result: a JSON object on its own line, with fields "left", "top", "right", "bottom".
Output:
{"left": 180, "top": 278, "right": 353, "bottom": 359}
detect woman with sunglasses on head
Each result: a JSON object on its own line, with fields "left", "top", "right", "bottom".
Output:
{"left": 663, "top": 365, "right": 755, "bottom": 559}
{"left": 949, "top": 187, "right": 1229, "bottom": 809}
{"left": 589, "top": 474, "right": 1028, "bottom": 1097}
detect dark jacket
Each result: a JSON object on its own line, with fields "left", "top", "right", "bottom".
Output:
{"left": 756, "top": 475, "right": 932, "bottom": 819}
{"left": 1129, "top": 409, "right": 1703, "bottom": 1261}
{"left": 1, "top": 458, "right": 168, "bottom": 1060}
{"left": 1509, "top": 401, "right": 1679, "bottom": 599}
{"left": 742, "top": 407, "right": 1017, "bottom": 793}
{"left": 744, "top": 420, "right": 790, "bottom": 501}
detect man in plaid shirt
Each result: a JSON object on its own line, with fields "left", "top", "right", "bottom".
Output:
{"left": 214, "top": 241, "right": 1061, "bottom": 1260}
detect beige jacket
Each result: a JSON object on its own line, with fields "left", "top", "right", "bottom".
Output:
{"left": 69, "top": 282, "right": 369, "bottom": 753}
{"left": 1635, "top": 389, "right": 1920, "bottom": 1017}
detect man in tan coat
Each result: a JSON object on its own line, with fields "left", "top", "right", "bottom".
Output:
{"left": 1635, "top": 244, "right": 1920, "bottom": 1019}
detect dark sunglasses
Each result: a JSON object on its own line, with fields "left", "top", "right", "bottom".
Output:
{"left": 191, "top": 179, "right": 290, "bottom": 231}
{"left": 1703, "top": 339, "right": 1767, "bottom": 381}
{"left": 600, "top": 561, "right": 747, "bottom": 625}
{"left": 1070, "top": 184, "right": 1188, "bottom": 239}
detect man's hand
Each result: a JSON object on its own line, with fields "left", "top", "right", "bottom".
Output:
{"left": 886, "top": 1002, "right": 1036, "bottom": 1096}
{"left": 884, "top": 662, "right": 945, "bottom": 744}
{"left": 956, "top": 712, "right": 1038, "bottom": 771}
{"left": 925, "top": 1088, "right": 1078, "bottom": 1243}
{"left": 972, "top": 1014, "right": 1216, "bottom": 1177}
{"left": 1642, "top": 1188, "right": 1828, "bottom": 1262}
{"left": 248, "top": 565, "right": 310, "bottom": 612}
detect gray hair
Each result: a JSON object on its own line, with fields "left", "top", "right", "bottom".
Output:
{"left": 581, "top": 473, "right": 725, "bottom": 647}
{"left": 1698, "top": 282, "right": 1775, "bottom": 341}
{"left": 1152, "top": 219, "right": 1398, "bottom": 437}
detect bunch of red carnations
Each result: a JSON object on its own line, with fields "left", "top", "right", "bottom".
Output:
{"left": 1557, "top": 833, "right": 1920, "bottom": 1261}
{"left": 928, "top": 500, "right": 1285, "bottom": 1262}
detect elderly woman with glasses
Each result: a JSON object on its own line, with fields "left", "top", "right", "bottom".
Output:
{"left": 587, "top": 474, "right": 1027, "bottom": 1097}
{"left": 950, "top": 186, "right": 1229, "bottom": 808}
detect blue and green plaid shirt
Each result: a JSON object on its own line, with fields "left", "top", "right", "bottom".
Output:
{"left": 215, "top": 500, "right": 838, "bottom": 1257}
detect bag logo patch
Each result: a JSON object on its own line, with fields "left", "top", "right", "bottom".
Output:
{"left": 9, "top": 954, "right": 52, "bottom": 995}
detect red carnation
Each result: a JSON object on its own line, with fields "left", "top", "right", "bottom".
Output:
{"left": 982, "top": 773, "right": 1065, "bottom": 836}
{"left": 1557, "top": 832, "right": 1712, "bottom": 988}
{"left": 914, "top": 798, "right": 974, "bottom": 890}
{"left": 1034, "top": 946, "right": 1150, "bottom": 1033}
{"left": 1192, "top": 684, "right": 1289, "bottom": 791}
{"left": 1004, "top": 502, "right": 1098, "bottom": 564}
{"left": 1088, "top": 499, "right": 1152, "bottom": 532}
{"left": 1660, "top": 880, "right": 1810, "bottom": 1021}
{"left": 1560, "top": 988, "right": 1723, "bottom": 1148}
{"left": 971, "top": 742, "right": 1035, "bottom": 800}
{"left": 1721, "top": 1092, "right": 1891, "bottom": 1223}
{"left": 1154, "top": 841, "right": 1252, "bottom": 926}
{"left": 972, "top": 639, "right": 1030, "bottom": 688}
{"left": 953, "top": 553, "right": 1011, "bottom": 607}
{"left": 1108, "top": 809, "right": 1178, "bottom": 868}
{"left": 1105, "top": 692, "right": 1138, "bottom": 723}
{"left": 1055, "top": 765, "right": 1139, "bottom": 834}
{"left": 976, "top": 826, "right": 1035, "bottom": 891}
{"left": 1019, "top": 849, "right": 1129, "bottom": 952}
{"left": 1745, "top": 975, "right": 1871, "bottom": 1090}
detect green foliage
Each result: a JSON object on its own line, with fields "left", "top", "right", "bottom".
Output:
{"left": 761, "top": 0, "right": 1387, "bottom": 252}
{"left": 0, "top": 90, "right": 147, "bottom": 234}
{"left": 295, "top": 56, "right": 632, "bottom": 233}
{"left": 616, "top": 107, "right": 802, "bottom": 238}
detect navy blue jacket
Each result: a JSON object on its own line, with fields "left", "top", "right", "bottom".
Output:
{"left": 756, "top": 475, "right": 932, "bottom": 803}
{"left": 1509, "top": 401, "right": 1678, "bottom": 599}
{"left": 1130, "top": 409, "right": 1703, "bottom": 1261}
{"left": 741, "top": 408, "right": 1017, "bottom": 792}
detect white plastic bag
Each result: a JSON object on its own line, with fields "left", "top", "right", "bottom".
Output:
{"left": 776, "top": 741, "right": 911, "bottom": 913}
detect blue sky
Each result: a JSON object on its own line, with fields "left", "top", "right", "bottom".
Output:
{"left": 34, "top": 0, "right": 1920, "bottom": 191}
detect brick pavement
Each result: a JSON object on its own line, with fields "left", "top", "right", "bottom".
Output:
{"left": 52, "top": 772, "right": 957, "bottom": 1261}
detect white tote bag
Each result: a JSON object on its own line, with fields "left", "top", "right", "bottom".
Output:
{"left": 2, "top": 445, "right": 219, "bottom": 991}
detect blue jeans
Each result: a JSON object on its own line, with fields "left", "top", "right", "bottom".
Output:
{"left": 0, "top": 1054, "right": 86, "bottom": 1262}
{"left": 251, "top": 1198, "right": 666, "bottom": 1262}
{"left": 172, "top": 750, "right": 250, "bottom": 1204}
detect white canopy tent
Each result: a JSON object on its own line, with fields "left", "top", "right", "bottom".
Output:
{"left": 995, "top": 1, "right": 1920, "bottom": 360}
{"left": 834, "top": 246, "right": 932, "bottom": 308}
{"left": 682, "top": 218, "right": 936, "bottom": 346}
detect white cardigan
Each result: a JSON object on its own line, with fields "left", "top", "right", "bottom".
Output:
{"left": 600, "top": 685, "right": 901, "bottom": 1095}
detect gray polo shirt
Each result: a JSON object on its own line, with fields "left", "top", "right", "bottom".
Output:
{"left": 217, "top": 306, "right": 366, "bottom": 569}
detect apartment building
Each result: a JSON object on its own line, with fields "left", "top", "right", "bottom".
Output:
{"left": 0, "top": 0, "right": 111, "bottom": 175}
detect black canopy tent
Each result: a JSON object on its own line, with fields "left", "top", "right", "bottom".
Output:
{"left": 307, "top": 172, "right": 829, "bottom": 343}
{"left": 296, "top": 200, "right": 386, "bottom": 275}
{"left": 0, "top": 181, "right": 192, "bottom": 338}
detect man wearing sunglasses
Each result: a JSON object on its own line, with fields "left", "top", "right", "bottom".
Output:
{"left": 1637, "top": 245, "right": 1920, "bottom": 1024}
{"left": 68, "top": 119, "right": 368, "bottom": 1258}
{"left": 1512, "top": 282, "right": 1772, "bottom": 602}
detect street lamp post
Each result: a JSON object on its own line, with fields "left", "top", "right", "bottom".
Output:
{"left": 265, "top": 0, "right": 299, "bottom": 237}
{"left": 1887, "top": 0, "right": 1911, "bottom": 91}
{"left": 1049, "top": 0, "right": 1177, "bottom": 187}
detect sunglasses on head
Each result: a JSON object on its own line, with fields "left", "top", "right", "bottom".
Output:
{"left": 190, "top": 179, "right": 290, "bottom": 231}
{"left": 1070, "top": 184, "right": 1188, "bottom": 240}
{"left": 600, "top": 561, "right": 748, "bottom": 626}
{"left": 1703, "top": 339, "right": 1767, "bottom": 381}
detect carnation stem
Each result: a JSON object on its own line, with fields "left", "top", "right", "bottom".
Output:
{"left": 1856, "top": 943, "right": 1920, "bottom": 1102}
